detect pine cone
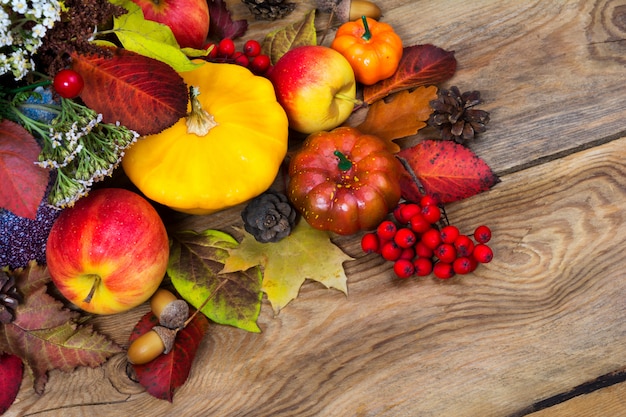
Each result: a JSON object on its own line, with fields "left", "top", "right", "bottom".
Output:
{"left": 428, "top": 86, "right": 490, "bottom": 144}
{"left": 242, "top": 191, "right": 297, "bottom": 243}
{"left": 0, "top": 271, "right": 21, "bottom": 324}
{"left": 241, "top": 0, "right": 296, "bottom": 20}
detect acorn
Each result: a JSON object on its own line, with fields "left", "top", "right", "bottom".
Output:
{"left": 150, "top": 288, "right": 189, "bottom": 330}
{"left": 127, "top": 325, "right": 177, "bottom": 365}
{"left": 316, "top": 0, "right": 382, "bottom": 22}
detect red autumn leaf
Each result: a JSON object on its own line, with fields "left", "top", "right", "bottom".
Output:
{"left": 71, "top": 48, "right": 188, "bottom": 135}
{"left": 396, "top": 140, "right": 500, "bottom": 204}
{"left": 363, "top": 44, "right": 457, "bottom": 104}
{"left": 208, "top": 0, "right": 248, "bottom": 40}
{"left": 0, "top": 353, "right": 23, "bottom": 414}
{"left": 0, "top": 262, "right": 122, "bottom": 395}
{"left": 130, "top": 310, "right": 209, "bottom": 402}
{"left": 0, "top": 120, "right": 49, "bottom": 219}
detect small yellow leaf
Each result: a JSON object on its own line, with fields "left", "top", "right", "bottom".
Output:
{"left": 222, "top": 221, "right": 354, "bottom": 314}
{"left": 356, "top": 86, "right": 439, "bottom": 152}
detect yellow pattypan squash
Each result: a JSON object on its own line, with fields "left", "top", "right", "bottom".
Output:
{"left": 122, "top": 62, "right": 289, "bottom": 215}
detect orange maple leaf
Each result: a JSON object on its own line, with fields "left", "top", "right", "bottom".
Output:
{"left": 356, "top": 85, "right": 438, "bottom": 152}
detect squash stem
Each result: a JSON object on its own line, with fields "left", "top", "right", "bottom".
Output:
{"left": 361, "top": 16, "right": 372, "bottom": 41}
{"left": 334, "top": 150, "right": 353, "bottom": 171}
{"left": 186, "top": 86, "right": 217, "bottom": 136}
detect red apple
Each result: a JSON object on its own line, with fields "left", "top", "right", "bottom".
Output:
{"left": 268, "top": 45, "right": 358, "bottom": 134}
{"left": 131, "top": 0, "right": 210, "bottom": 49}
{"left": 46, "top": 188, "right": 169, "bottom": 315}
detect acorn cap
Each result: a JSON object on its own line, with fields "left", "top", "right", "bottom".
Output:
{"left": 159, "top": 299, "right": 189, "bottom": 330}
{"left": 152, "top": 325, "right": 177, "bottom": 355}
{"left": 315, "top": 0, "right": 382, "bottom": 22}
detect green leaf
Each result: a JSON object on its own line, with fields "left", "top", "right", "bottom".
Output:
{"left": 262, "top": 9, "right": 317, "bottom": 65}
{"left": 222, "top": 221, "right": 353, "bottom": 314}
{"left": 168, "top": 229, "right": 262, "bottom": 333}
{"left": 108, "top": 0, "right": 203, "bottom": 72}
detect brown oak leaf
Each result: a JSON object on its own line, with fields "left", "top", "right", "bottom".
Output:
{"left": 0, "top": 262, "right": 123, "bottom": 394}
{"left": 355, "top": 86, "right": 439, "bottom": 152}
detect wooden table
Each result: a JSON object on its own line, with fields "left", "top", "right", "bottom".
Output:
{"left": 9, "top": 1, "right": 626, "bottom": 416}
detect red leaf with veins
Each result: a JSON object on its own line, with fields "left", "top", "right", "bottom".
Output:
{"left": 130, "top": 310, "right": 209, "bottom": 402}
{"left": 71, "top": 48, "right": 188, "bottom": 135}
{"left": 208, "top": 0, "right": 248, "bottom": 40}
{"left": 0, "top": 120, "right": 49, "bottom": 219}
{"left": 397, "top": 140, "right": 500, "bottom": 204}
{"left": 0, "top": 353, "right": 23, "bottom": 414}
{"left": 363, "top": 44, "right": 457, "bottom": 104}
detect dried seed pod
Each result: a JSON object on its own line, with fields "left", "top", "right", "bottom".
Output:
{"left": 127, "top": 325, "right": 177, "bottom": 365}
{"left": 158, "top": 299, "right": 189, "bottom": 330}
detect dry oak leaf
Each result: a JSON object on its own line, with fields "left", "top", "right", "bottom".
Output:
{"left": 70, "top": 47, "right": 188, "bottom": 136}
{"left": 0, "top": 261, "right": 123, "bottom": 395}
{"left": 355, "top": 86, "right": 439, "bottom": 153}
{"left": 222, "top": 221, "right": 353, "bottom": 314}
{"left": 0, "top": 120, "right": 49, "bottom": 219}
{"left": 262, "top": 9, "right": 317, "bottom": 65}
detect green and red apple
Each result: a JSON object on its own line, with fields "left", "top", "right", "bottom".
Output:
{"left": 46, "top": 188, "right": 169, "bottom": 315}
{"left": 268, "top": 45, "right": 358, "bottom": 134}
{"left": 130, "top": 0, "right": 210, "bottom": 49}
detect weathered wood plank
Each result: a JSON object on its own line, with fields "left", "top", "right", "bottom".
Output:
{"left": 9, "top": 135, "right": 626, "bottom": 416}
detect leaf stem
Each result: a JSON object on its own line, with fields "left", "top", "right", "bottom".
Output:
{"left": 183, "top": 278, "right": 229, "bottom": 328}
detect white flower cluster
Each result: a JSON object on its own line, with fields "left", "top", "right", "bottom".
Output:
{"left": 0, "top": 0, "right": 63, "bottom": 80}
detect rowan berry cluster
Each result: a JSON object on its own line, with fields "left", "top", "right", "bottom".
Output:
{"left": 204, "top": 38, "right": 271, "bottom": 76}
{"left": 360, "top": 196, "right": 493, "bottom": 279}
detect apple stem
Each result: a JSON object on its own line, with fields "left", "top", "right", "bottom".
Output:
{"left": 186, "top": 86, "right": 217, "bottom": 136}
{"left": 183, "top": 278, "right": 229, "bottom": 328}
{"left": 334, "top": 150, "right": 353, "bottom": 171}
{"left": 335, "top": 92, "right": 364, "bottom": 106}
{"left": 83, "top": 275, "right": 101, "bottom": 304}
{"left": 360, "top": 16, "right": 372, "bottom": 41}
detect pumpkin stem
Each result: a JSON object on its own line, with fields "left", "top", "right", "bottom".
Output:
{"left": 334, "top": 150, "right": 353, "bottom": 171}
{"left": 186, "top": 86, "right": 217, "bottom": 136}
{"left": 361, "top": 16, "right": 372, "bottom": 41}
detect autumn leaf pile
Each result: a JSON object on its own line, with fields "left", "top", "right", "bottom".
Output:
{"left": 0, "top": 0, "right": 501, "bottom": 408}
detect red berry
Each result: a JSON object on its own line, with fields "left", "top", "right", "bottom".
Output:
{"left": 52, "top": 69, "right": 84, "bottom": 99}
{"left": 421, "top": 204, "right": 441, "bottom": 224}
{"left": 249, "top": 54, "right": 271, "bottom": 75}
{"left": 393, "top": 259, "right": 415, "bottom": 279}
{"left": 413, "top": 257, "right": 433, "bottom": 276}
{"left": 243, "top": 39, "right": 262, "bottom": 57}
{"left": 453, "top": 257, "right": 475, "bottom": 274}
{"left": 454, "top": 234, "right": 475, "bottom": 257}
{"left": 393, "top": 203, "right": 406, "bottom": 223}
{"left": 420, "top": 195, "right": 438, "bottom": 207}
{"left": 377, "top": 220, "right": 397, "bottom": 241}
{"left": 394, "top": 227, "right": 416, "bottom": 248}
{"left": 399, "top": 247, "right": 415, "bottom": 260}
{"left": 421, "top": 228, "right": 442, "bottom": 250}
{"left": 204, "top": 42, "right": 219, "bottom": 59}
{"left": 433, "top": 262, "right": 455, "bottom": 279}
{"left": 233, "top": 52, "right": 249, "bottom": 67}
{"left": 434, "top": 243, "right": 457, "bottom": 263}
{"left": 414, "top": 241, "right": 434, "bottom": 258}
{"left": 399, "top": 203, "right": 421, "bottom": 224}
{"left": 409, "top": 213, "right": 431, "bottom": 233}
{"left": 217, "top": 38, "right": 236, "bottom": 57}
{"left": 360, "top": 232, "right": 379, "bottom": 254}
{"left": 440, "top": 225, "right": 460, "bottom": 244}
{"left": 473, "top": 244, "right": 493, "bottom": 263}
{"left": 474, "top": 225, "right": 492, "bottom": 244}
{"left": 381, "top": 241, "right": 403, "bottom": 262}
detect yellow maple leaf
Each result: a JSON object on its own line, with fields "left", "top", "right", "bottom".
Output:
{"left": 221, "top": 221, "right": 354, "bottom": 314}
{"left": 356, "top": 85, "right": 439, "bottom": 152}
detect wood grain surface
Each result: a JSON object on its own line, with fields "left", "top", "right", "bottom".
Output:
{"left": 7, "top": 1, "right": 626, "bottom": 416}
